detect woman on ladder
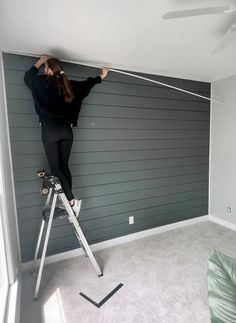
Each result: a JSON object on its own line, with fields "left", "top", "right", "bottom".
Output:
{"left": 24, "top": 55, "right": 109, "bottom": 217}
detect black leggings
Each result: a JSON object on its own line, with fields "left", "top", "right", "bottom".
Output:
{"left": 41, "top": 123, "right": 74, "bottom": 201}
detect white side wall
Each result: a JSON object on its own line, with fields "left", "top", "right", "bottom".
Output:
{"left": 210, "top": 75, "right": 236, "bottom": 226}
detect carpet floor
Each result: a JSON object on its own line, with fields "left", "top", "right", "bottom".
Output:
{"left": 20, "top": 220, "right": 236, "bottom": 323}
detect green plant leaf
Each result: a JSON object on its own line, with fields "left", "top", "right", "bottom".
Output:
{"left": 208, "top": 250, "right": 236, "bottom": 323}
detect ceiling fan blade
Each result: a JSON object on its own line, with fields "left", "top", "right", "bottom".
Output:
{"left": 212, "top": 22, "right": 236, "bottom": 54}
{"left": 162, "top": 6, "right": 233, "bottom": 19}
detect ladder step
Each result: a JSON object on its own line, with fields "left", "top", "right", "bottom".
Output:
{"left": 42, "top": 207, "right": 68, "bottom": 222}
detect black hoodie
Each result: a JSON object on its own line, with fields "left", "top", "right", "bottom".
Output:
{"left": 24, "top": 66, "right": 102, "bottom": 127}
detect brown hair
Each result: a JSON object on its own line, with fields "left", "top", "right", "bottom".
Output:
{"left": 47, "top": 58, "right": 75, "bottom": 103}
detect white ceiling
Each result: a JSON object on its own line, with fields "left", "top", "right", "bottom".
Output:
{"left": 1, "top": 0, "right": 236, "bottom": 82}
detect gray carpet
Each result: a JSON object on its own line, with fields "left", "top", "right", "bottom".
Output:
{"left": 20, "top": 221, "right": 236, "bottom": 323}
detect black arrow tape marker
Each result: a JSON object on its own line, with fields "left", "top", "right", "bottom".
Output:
{"left": 79, "top": 283, "right": 123, "bottom": 308}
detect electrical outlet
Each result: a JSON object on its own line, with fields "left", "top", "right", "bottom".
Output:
{"left": 129, "top": 216, "right": 134, "bottom": 224}
{"left": 227, "top": 207, "right": 232, "bottom": 214}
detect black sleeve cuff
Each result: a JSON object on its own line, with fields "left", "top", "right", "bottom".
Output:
{"left": 93, "top": 76, "right": 102, "bottom": 84}
{"left": 32, "top": 65, "right": 39, "bottom": 71}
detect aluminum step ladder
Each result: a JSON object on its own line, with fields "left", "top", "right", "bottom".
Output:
{"left": 32, "top": 170, "right": 103, "bottom": 299}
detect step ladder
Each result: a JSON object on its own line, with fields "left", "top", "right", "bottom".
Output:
{"left": 32, "top": 170, "right": 103, "bottom": 299}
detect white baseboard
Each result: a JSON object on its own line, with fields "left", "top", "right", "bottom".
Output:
{"left": 21, "top": 215, "right": 208, "bottom": 271}
{"left": 209, "top": 215, "right": 236, "bottom": 232}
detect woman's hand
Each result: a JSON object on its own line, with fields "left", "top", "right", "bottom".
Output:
{"left": 34, "top": 54, "right": 51, "bottom": 69}
{"left": 100, "top": 67, "right": 109, "bottom": 80}
{"left": 40, "top": 55, "right": 51, "bottom": 63}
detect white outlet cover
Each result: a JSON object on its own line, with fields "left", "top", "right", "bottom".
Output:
{"left": 129, "top": 216, "right": 134, "bottom": 224}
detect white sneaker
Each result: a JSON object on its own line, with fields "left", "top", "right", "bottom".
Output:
{"left": 72, "top": 199, "right": 82, "bottom": 218}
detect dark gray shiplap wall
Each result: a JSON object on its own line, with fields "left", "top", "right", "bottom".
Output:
{"left": 3, "top": 53, "right": 210, "bottom": 263}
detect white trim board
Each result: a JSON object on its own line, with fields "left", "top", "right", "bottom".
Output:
{"left": 0, "top": 51, "right": 21, "bottom": 283}
{"left": 21, "top": 215, "right": 208, "bottom": 271}
{"left": 209, "top": 215, "right": 236, "bottom": 232}
{"left": 4, "top": 277, "right": 21, "bottom": 323}
{"left": 208, "top": 81, "right": 213, "bottom": 217}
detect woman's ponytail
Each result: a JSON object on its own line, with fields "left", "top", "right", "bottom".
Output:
{"left": 47, "top": 58, "right": 75, "bottom": 103}
{"left": 60, "top": 73, "right": 75, "bottom": 103}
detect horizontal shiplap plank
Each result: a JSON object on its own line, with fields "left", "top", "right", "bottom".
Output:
{"left": 4, "top": 69, "right": 26, "bottom": 84}
{"left": 15, "top": 178, "right": 208, "bottom": 209}
{"left": 14, "top": 166, "right": 208, "bottom": 197}
{"left": 14, "top": 169, "right": 208, "bottom": 197}
{"left": 72, "top": 174, "right": 208, "bottom": 200}
{"left": 7, "top": 99, "right": 210, "bottom": 120}
{"left": 69, "top": 165, "right": 209, "bottom": 188}
{"left": 82, "top": 198, "right": 208, "bottom": 231}
{"left": 19, "top": 196, "right": 208, "bottom": 234}
{"left": 70, "top": 147, "right": 209, "bottom": 164}
{"left": 86, "top": 92, "right": 209, "bottom": 111}
{"left": 16, "top": 95, "right": 209, "bottom": 113}
{"left": 7, "top": 99, "right": 35, "bottom": 114}
{"left": 13, "top": 146, "right": 208, "bottom": 164}
{"left": 83, "top": 81, "right": 208, "bottom": 102}
{"left": 76, "top": 188, "right": 208, "bottom": 220}
{"left": 74, "top": 139, "right": 209, "bottom": 152}
{"left": 80, "top": 105, "right": 210, "bottom": 119}
{"left": 11, "top": 147, "right": 209, "bottom": 168}
{"left": 12, "top": 156, "right": 209, "bottom": 181}
{"left": 74, "top": 129, "right": 210, "bottom": 140}
{"left": 5, "top": 84, "right": 210, "bottom": 112}
{"left": 12, "top": 154, "right": 47, "bottom": 168}
{"left": 17, "top": 186, "right": 208, "bottom": 222}
{"left": 9, "top": 127, "right": 209, "bottom": 142}
{"left": 16, "top": 174, "right": 208, "bottom": 202}
{"left": 8, "top": 113, "right": 210, "bottom": 130}
{"left": 10, "top": 139, "right": 209, "bottom": 155}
